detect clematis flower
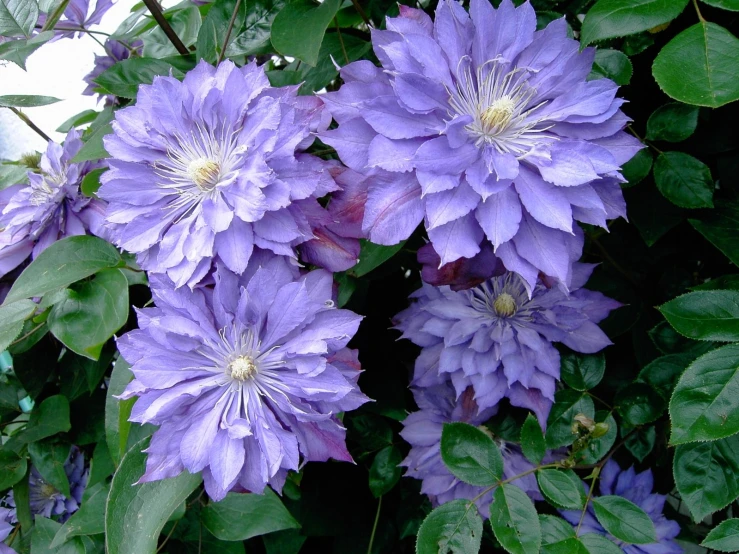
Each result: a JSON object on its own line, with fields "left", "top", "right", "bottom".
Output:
{"left": 117, "top": 256, "right": 370, "bottom": 500}
{"left": 0, "top": 130, "right": 106, "bottom": 278}
{"left": 37, "top": 0, "right": 115, "bottom": 39}
{"left": 83, "top": 39, "right": 142, "bottom": 104}
{"left": 99, "top": 60, "right": 349, "bottom": 288}
{"left": 3, "top": 446, "right": 88, "bottom": 524}
{"left": 0, "top": 507, "right": 13, "bottom": 554}
{"left": 418, "top": 241, "right": 505, "bottom": 291}
{"left": 400, "top": 377, "right": 543, "bottom": 518}
{"left": 394, "top": 264, "right": 620, "bottom": 421}
{"left": 560, "top": 460, "right": 682, "bottom": 553}
{"left": 320, "top": 0, "right": 640, "bottom": 289}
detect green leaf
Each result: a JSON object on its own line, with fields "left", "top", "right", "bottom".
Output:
{"left": 539, "top": 515, "right": 576, "bottom": 544}
{"left": 368, "top": 445, "right": 402, "bottom": 497}
{"left": 489, "top": 484, "right": 541, "bottom": 554}
{"left": 71, "top": 121, "right": 113, "bottom": 163}
{"left": 440, "top": 422, "right": 503, "bottom": 486}
{"left": 143, "top": 5, "right": 201, "bottom": 58}
{"left": 227, "top": 0, "right": 288, "bottom": 57}
{"left": 56, "top": 109, "right": 98, "bottom": 133}
{"left": 0, "top": 31, "right": 53, "bottom": 70}
{"left": 520, "top": 414, "right": 545, "bottom": 465}
{"left": 581, "top": 0, "right": 689, "bottom": 45}
{"left": 105, "top": 437, "right": 202, "bottom": 554}
{"left": 263, "top": 529, "right": 305, "bottom": 554}
{"left": 670, "top": 343, "right": 739, "bottom": 444}
{"left": 660, "top": 290, "right": 739, "bottom": 342}
{"left": 579, "top": 411, "right": 617, "bottom": 464}
{"left": 0, "top": 162, "right": 28, "bottom": 190}
{"left": 95, "top": 58, "right": 184, "bottom": 100}
{"left": 579, "top": 534, "right": 623, "bottom": 554}
{"left": 702, "top": 0, "right": 739, "bottom": 9}
{"left": 196, "top": 0, "right": 247, "bottom": 63}
{"left": 590, "top": 49, "right": 633, "bottom": 85}
{"left": 270, "top": 0, "right": 342, "bottom": 66}
{"left": 349, "top": 240, "right": 406, "bottom": 278}
{"left": 645, "top": 103, "right": 699, "bottom": 142}
{"left": 32, "top": 517, "right": 85, "bottom": 554}
{"left": 690, "top": 199, "right": 739, "bottom": 267}
{"left": 624, "top": 425, "right": 656, "bottom": 462}
{"left": 416, "top": 499, "right": 483, "bottom": 554}
{"left": 0, "top": 94, "right": 60, "bottom": 107}
{"left": 80, "top": 168, "right": 106, "bottom": 197}
{"left": 51, "top": 482, "right": 109, "bottom": 547}
{"left": 48, "top": 268, "right": 129, "bottom": 360}
{"left": 0, "top": 0, "right": 38, "bottom": 37}
{"left": 18, "top": 395, "right": 71, "bottom": 443}
{"left": 621, "top": 148, "right": 652, "bottom": 188}
{"left": 545, "top": 390, "right": 595, "bottom": 448}
{"left": 615, "top": 383, "right": 665, "bottom": 425}
{"left": 693, "top": 274, "right": 739, "bottom": 291}
{"left": 0, "top": 299, "right": 36, "bottom": 352}
{"left": 0, "top": 448, "right": 26, "bottom": 489}
{"left": 3, "top": 236, "right": 123, "bottom": 305}
{"left": 701, "top": 518, "right": 739, "bottom": 551}
{"left": 560, "top": 351, "right": 605, "bottom": 391}
{"left": 537, "top": 469, "right": 585, "bottom": 510}
{"left": 653, "top": 22, "right": 739, "bottom": 108}
{"left": 636, "top": 353, "right": 692, "bottom": 401}
{"left": 653, "top": 152, "right": 714, "bottom": 209}
{"left": 201, "top": 489, "right": 300, "bottom": 541}
{"left": 673, "top": 435, "right": 739, "bottom": 521}
{"left": 105, "top": 358, "right": 134, "bottom": 466}
{"left": 591, "top": 496, "right": 657, "bottom": 544}
{"left": 28, "top": 440, "right": 71, "bottom": 497}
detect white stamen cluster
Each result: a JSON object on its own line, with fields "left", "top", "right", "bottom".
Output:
{"left": 468, "top": 273, "right": 535, "bottom": 321}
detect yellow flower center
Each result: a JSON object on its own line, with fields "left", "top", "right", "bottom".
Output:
{"left": 493, "top": 293, "right": 517, "bottom": 317}
{"left": 227, "top": 356, "right": 258, "bottom": 381}
{"left": 187, "top": 158, "right": 221, "bottom": 191}
{"left": 480, "top": 97, "right": 516, "bottom": 133}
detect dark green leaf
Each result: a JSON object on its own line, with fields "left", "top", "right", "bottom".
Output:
{"left": 3, "top": 236, "right": 123, "bottom": 305}
{"left": 51, "top": 482, "right": 109, "bottom": 547}
{"left": 702, "top": 0, "right": 739, "bottom": 9}
{"left": 0, "top": 31, "right": 53, "bottom": 70}
{"left": 624, "top": 425, "right": 656, "bottom": 462}
{"left": 263, "top": 529, "right": 306, "bottom": 554}
{"left": 615, "top": 383, "right": 665, "bottom": 425}
{"left": 0, "top": 0, "right": 38, "bottom": 37}
{"left": 95, "top": 58, "right": 184, "bottom": 100}
{"left": 579, "top": 534, "right": 623, "bottom": 554}
{"left": 646, "top": 103, "right": 699, "bottom": 142}
{"left": 201, "top": 489, "right": 300, "bottom": 541}
{"left": 143, "top": 5, "right": 201, "bottom": 58}
{"left": 561, "top": 351, "right": 605, "bottom": 391}
{"left": 416, "top": 499, "right": 483, "bottom": 554}
{"left": 0, "top": 448, "right": 26, "bottom": 489}
{"left": 87, "top": 441, "right": 115, "bottom": 489}
{"left": 539, "top": 515, "right": 576, "bottom": 545}
{"left": 227, "top": 0, "right": 288, "bottom": 57}
{"left": 545, "top": 390, "right": 595, "bottom": 448}
{"left": 270, "top": 0, "right": 342, "bottom": 66}
{"left": 701, "top": 518, "right": 739, "bottom": 551}
{"left": 32, "top": 517, "right": 85, "bottom": 554}
{"left": 653, "top": 22, "right": 739, "bottom": 108}
{"left": 48, "top": 268, "right": 129, "bottom": 360}
{"left": 0, "top": 299, "right": 36, "bottom": 352}
{"left": 673, "top": 435, "right": 739, "bottom": 521}
{"left": 591, "top": 495, "right": 657, "bottom": 544}
{"left": 580, "top": 411, "right": 617, "bottom": 464}
{"left": 196, "top": 0, "right": 247, "bottom": 63}
{"left": 660, "top": 290, "right": 739, "bottom": 341}
{"left": 80, "top": 168, "right": 106, "bottom": 197}
{"left": 489, "top": 484, "right": 541, "bottom": 554}
{"left": 18, "top": 395, "right": 71, "bottom": 443}
{"left": 581, "top": 0, "right": 689, "bottom": 45}
{"left": 690, "top": 199, "right": 739, "bottom": 266}
{"left": 440, "top": 422, "right": 503, "bottom": 486}
{"left": 590, "top": 49, "right": 633, "bottom": 85}
{"left": 105, "top": 358, "right": 134, "bottom": 466}
{"left": 536, "top": 470, "right": 585, "bottom": 510}
{"left": 621, "top": 148, "right": 652, "bottom": 188}
{"left": 0, "top": 94, "right": 60, "bottom": 107}
{"left": 105, "top": 437, "right": 202, "bottom": 554}
{"left": 520, "top": 414, "right": 545, "bottom": 465}
{"left": 349, "top": 240, "right": 407, "bottom": 278}
{"left": 28, "top": 440, "right": 71, "bottom": 497}
{"left": 670, "top": 343, "right": 739, "bottom": 443}
{"left": 636, "top": 353, "right": 692, "bottom": 400}
{"left": 693, "top": 274, "right": 739, "bottom": 291}
{"left": 653, "top": 151, "right": 714, "bottom": 209}
{"left": 369, "top": 445, "right": 402, "bottom": 497}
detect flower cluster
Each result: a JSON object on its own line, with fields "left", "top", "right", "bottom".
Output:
{"left": 321, "top": 0, "right": 639, "bottom": 290}
{"left": 117, "top": 257, "right": 369, "bottom": 500}
{"left": 0, "top": 130, "right": 106, "bottom": 278}
{"left": 560, "top": 460, "right": 683, "bottom": 553}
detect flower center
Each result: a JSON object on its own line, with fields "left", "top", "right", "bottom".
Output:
{"left": 228, "top": 355, "right": 258, "bottom": 381}
{"left": 39, "top": 483, "right": 58, "bottom": 499}
{"left": 187, "top": 158, "right": 221, "bottom": 192}
{"left": 480, "top": 97, "right": 516, "bottom": 133}
{"left": 493, "top": 293, "right": 517, "bottom": 317}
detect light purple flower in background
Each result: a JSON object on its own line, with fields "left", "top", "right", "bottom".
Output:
{"left": 320, "top": 0, "right": 640, "bottom": 290}
{"left": 37, "top": 0, "right": 115, "bottom": 39}
{"left": 0, "top": 507, "right": 14, "bottom": 554}
{"left": 561, "top": 460, "right": 682, "bottom": 553}
{"left": 0, "top": 130, "right": 106, "bottom": 278}
{"left": 400, "top": 377, "right": 543, "bottom": 518}
{"left": 83, "top": 39, "right": 142, "bottom": 104}
{"left": 117, "top": 256, "right": 370, "bottom": 500}
{"left": 99, "top": 60, "right": 354, "bottom": 288}
{"left": 395, "top": 264, "right": 620, "bottom": 422}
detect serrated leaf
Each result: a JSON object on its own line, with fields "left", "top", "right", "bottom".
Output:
{"left": 0, "top": 0, "right": 38, "bottom": 37}
{"left": 653, "top": 22, "right": 739, "bottom": 108}
{"left": 660, "top": 290, "right": 739, "bottom": 341}
{"left": 270, "top": 0, "right": 341, "bottom": 66}
{"left": 669, "top": 343, "right": 739, "bottom": 444}
{"left": 440, "top": 422, "right": 503, "bottom": 487}
{"left": 592, "top": 496, "right": 657, "bottom": 544}
{"left": 536, "top": 470, "right": 585, "bottom": 510}
{"left": 579, "top": 534, "right": 623, "bottom": 554}
{"left": 227, "top": 0, "right": 288, "bottom": 57}
{"left": 653, "top": 152, "right": 714, "bottom": 209}
{"left": 545, "top": 390, "right": 595, "bottom": 449}
{"left": 702, "top": 0, "right": 739, "bottom": 9}
{"left": 590, "top": 49, "right": 632, "bottom": 85}
{"left": 0, "top": 31, "right": 53, "bottom": 70}
{"left": 701, "top": 518, "right": 739, "bottom": 551}
{"left": 581, "top": 0, "right": 689, "bottom": 45}
{"left": 673, "top": 435, "right": 739, "bottom": 521}
{"left": 520, "top": 414, "right": 545, "bottom": 465}
{"left": 490, "top": 484, "right": 541, "bottom": 554}
{"left": 645, "top": 103, "right": 699, "bottom": 142}
{"left": 416, "top": 499, "right": 483, "bottom": 554}
{"left": 560, "top": 351, "right": 605, "bottom": 391}
{"left": 0, "top": 299, "right": 36, "bottom": 352}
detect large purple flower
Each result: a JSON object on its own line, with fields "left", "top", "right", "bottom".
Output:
{"left": 99, "top": 60, "right": 352, "bottom": 288}
{"left": 561, "top": 460, "right": 682, "bottom": 553}
{"left": 0, "top": 130, "right": 106, "bottom": 278}
{"left": 320, "top": 0, "right": 640, "bottom": 289}
{"left": 401, "top": 377, "right": 543, "bottom": 518}
{"left": 117, "top": 256, "right": 370, "bottom": 500}
{"left": 395, "top": 264, "right": 619, "bottom": 421}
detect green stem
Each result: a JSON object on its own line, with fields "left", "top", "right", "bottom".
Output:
{"left": 335, "top": 19, "right": 350, "bottom": 64}
{"left": 367, "top": 495, "right": 382, "bottom": 554}
{"left": 692, "top": 0, "right": 707, "bottom": 22}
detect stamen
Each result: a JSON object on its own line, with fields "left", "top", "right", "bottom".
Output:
{"left": 187, "top": 158, "right": 220, "bottom": 191}
{"left": 228, "top": 356, "right": 258, "bottom": 381}
{"left": 493, "top": 293, "right": 516, "bottom": 317}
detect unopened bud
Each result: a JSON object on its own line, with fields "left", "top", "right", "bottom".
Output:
{"left": 591, "top": 422, "right": 610, "bottom": 438}
{"left": 573, "top": 414, "right": 596, "bottom": 432}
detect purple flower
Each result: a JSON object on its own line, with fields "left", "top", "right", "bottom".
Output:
{"left": 83, "top": 39, "right": 142, "bottom": 104}
{"left": 394, "top": 264, "right": 620, "bottom": 421}
{"left": 560, "top": 460, "right": 682, "bottom": 553}
{"left": 99, "top": 60, "right": 349, "bottom": 288}
{"left": 41, "top": 0, "right": 115, "bottom": 39}
{"left": 400, "top": 378, "right": 543, "bottom": 518}
{"left": 418, "top": 241, "right": 505, "bottom": 291}
{"left": 320, "top": 0, "right": 640, "bottom": 289}
{"left": 117, "top": 256, "right": 370, "bottom": 500}
{"left": 0, "top": 507, "right": 13, "bottom": 554}
{"left": 0, "top": 130, "right": 106, "bottom": 278}
{"left": 3, "top": 446, "right": 88, "bottom": 524}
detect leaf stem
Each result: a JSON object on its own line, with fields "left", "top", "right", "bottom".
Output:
{"left": 692, "top": 0, "right": 707, "bottom": 22}
{"left": 156, "top": 520, "right": 179, "bottom": 553}
{"left": 576, "top": 465, "right": 600, "bottom": 536}
{"left": 217, "top": 0, "right": 243, "bottom": 65}
{"left": 6, "top": 107, "right": 52, "bottom": 143}
{"left": 141, "top": 0, "right": 189, "bottom": 55}
{"left": 367, "top": 495, "right": 382, "bottom": 554}
{"left": 335, "top": 19, "right": 350, "bottom": 65}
